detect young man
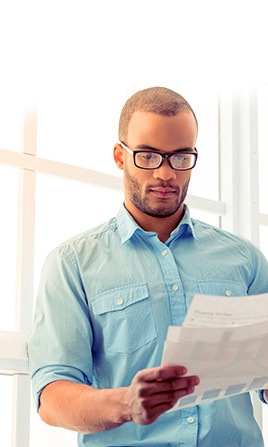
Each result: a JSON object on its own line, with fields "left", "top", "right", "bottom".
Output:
{"left": 28, "top": 87, "right": 268, "bottom": 446}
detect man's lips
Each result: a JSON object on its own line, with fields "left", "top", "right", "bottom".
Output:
{"left": 150, "top": 187, "right": 176, "bottom": 198}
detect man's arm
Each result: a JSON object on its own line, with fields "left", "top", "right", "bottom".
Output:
{"left": 39, "top": 365, "right": 199, "bottom": 434}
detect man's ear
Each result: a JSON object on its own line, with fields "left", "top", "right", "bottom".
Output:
{"left": 113, "top": 143, "right": 124, "bottom": 170}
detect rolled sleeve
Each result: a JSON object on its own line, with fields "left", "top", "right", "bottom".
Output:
{"left": 27, "top": 245, "right": 93, "bottom": 410}
{"left": 247, "top": 245, "right": 268, "bottom": 296}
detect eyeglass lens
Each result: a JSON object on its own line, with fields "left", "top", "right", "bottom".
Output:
{"left": 135, "top": 152, "right": 196, "bottom": 170}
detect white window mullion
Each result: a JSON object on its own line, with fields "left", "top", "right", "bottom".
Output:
{"left": 15, "top": 168, "right": 36, "bottom": 332}
{"left": 218, "top": 88, "right": 234, "bottom": 232}
{"left": 249, "top": 90, "right": 260, "bottom": 247}
{"left": 231, "top": 90, "right": 252, "bottom": 239}
{"left": 12, "top": 106, "right": 37, "bottom": 447}
{"left": 219, "top": 88, "right": 260, "bottom": 241}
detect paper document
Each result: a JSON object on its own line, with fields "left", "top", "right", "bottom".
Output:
{"left": 161, "top": 293, "right": 268, "bottom": 410}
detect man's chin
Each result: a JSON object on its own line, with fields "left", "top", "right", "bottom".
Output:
{"left": 142, "top": 206, "right": 181, "bottom": 218}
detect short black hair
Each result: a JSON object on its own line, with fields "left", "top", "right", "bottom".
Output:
{"left": 119, "top": 86, "right": 198, "bottom": 143}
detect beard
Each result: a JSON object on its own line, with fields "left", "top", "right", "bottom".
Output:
{"left": 124, "top": 163, "right": 190, "bottom": 218}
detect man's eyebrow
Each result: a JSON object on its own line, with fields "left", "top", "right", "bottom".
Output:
{"left": 134, "top": 144, "right": 195, "bottom": 153}
{"left": 134, "top": 144, "right": 161, "bottom": 151}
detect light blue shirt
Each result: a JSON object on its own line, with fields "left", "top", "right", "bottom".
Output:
{"left": 28, "top": 205, "right": 268, "bottom": 447}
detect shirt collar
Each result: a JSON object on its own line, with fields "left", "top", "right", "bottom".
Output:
{"left": 116, "top": 204, "right": 197, "bottom": 244}
{"left": 170, "top": 204, "right": 198, "bottom": 241}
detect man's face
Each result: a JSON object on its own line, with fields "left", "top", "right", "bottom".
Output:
{"left": 116, "top": 110, "right": 198, "bottom": 220}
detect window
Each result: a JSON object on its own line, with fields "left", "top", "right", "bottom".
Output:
{"left": 0, "top": 20, "right": 267, "bottom": 446}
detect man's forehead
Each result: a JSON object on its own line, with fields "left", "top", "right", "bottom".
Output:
{"left": 128, "top": 110, "right": 197, "bottom": 129}
{"left": 127, "top": 111, "right": 198, "bottom": 147}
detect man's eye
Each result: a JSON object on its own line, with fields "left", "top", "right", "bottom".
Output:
{"left": 141, "top": 153, "right": 157, "bottom": 161}
{"left": 173, "top": 154, "right": 188, "bottom": 162}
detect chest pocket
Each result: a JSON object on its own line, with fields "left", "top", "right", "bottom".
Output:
{"left": 91, "top": 283, "right": 157, "bottom": 353}
{"left": 197, "top": 279, "right": 248, "bottom": 297}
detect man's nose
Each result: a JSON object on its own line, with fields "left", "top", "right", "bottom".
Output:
{"left": 152, "top": 158, "right": 176, "bottom": 181}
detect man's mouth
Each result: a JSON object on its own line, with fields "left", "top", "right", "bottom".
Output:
{"left": 150, "top": 187, "right": 176, "bottom": 198}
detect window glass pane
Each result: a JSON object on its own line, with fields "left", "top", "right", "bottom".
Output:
{"left": 36, "top": 92, "right": 121, "bottom": 178}
{"left": 34, "top": 173, "right": 124, "bottom": 297}
{"left": 182, "top": 87, "right": 219, "bottom": 201}
{"left": 0, "top": 98, "right": 21, "bottom": 152}
{"left": 0, "top": 375, "right": 13, "bottom": 445}
{"left": 0, "top": 165, "right": 18, "bottom": 330}
{"left": 258, "top": 82, "right": 268, "bottom": 214}
{"left": 190, "top": 208, "right": 220, "bottom": 228}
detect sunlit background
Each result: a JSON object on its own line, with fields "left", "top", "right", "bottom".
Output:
{"left": 0, "top": 0, "right": 268, "bottom": 445}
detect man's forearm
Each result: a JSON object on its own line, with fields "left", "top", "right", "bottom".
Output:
{"left": 39, "top": 380, "right": 130, "bottom": 434}
{"left": 38, "top": 366, "right": 199, "bottom": 434}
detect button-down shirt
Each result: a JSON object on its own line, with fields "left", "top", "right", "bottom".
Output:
{"left": 28, "top": 205, "right": 268, "bottom": 447}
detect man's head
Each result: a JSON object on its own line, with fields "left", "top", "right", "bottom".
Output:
{"left": 118, "top": 86, "right": 198, "bottom": 144}
{"left": 114, "top": 87, "right": 198, "bottom": 230}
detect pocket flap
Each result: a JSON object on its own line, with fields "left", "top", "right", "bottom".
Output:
{"left": 198, "top": 279, "right": 247, "bottom": 297}
{"left": 91, "top": 283, "right": 149, "bottom": 315}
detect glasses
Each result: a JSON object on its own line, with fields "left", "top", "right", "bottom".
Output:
{"left": 120, "top": 142, "right": 198, "bottom": 171}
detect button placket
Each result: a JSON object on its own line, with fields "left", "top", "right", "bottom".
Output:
{"left": 152, "top": 242, "right": 185, "bottom": 326}
{"left": 181, "top": 407, "right": 198, "bottom": 444}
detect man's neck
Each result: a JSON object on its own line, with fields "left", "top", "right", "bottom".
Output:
{"left": 125, "top": 203, "right": 185, "bottom": 244}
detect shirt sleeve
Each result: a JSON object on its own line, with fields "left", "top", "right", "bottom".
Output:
{"left": 247, "top": 243, "right": 268, "bottom": 296}
{"left": 27, "top": 245, "right": 93, "bottom": 411}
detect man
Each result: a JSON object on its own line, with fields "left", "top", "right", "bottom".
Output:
{"left": 28, "top": 87, "right": 268, "bottom": 446}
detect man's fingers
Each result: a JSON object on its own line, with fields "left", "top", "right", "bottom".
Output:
{"left": 155, "top": 375, "right": 199, "bottom": 393}
{"left": 140, "top": 381, "right": 197, "bottom": 406}
{"left": 138, "top": 386, "right": 196, "bottom": 424}
{"left": 137, "top": 375, "right": 199, "bottom": 398}
{"left": 135, "top": 365, "right": 188, "bottom": 383}
{"left": 147, "top": 387, "right": 195, "bottom": 407}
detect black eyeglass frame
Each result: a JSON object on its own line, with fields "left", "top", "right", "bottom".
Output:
{"left": 119, "top": 141, "right": 198, "bottom": 171}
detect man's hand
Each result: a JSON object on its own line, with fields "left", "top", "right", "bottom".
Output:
{"left": 124, "top": 365, "right": 199, "bottom": 425}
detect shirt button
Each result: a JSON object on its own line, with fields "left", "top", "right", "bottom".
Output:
{"left": 161, "top": 250, "right": 167, "bottom": 256}
{"left": 187, "top": 416, "right": 195, "bottom": 424}
{"left": 172, "top": 284, "right": 179, "bottom": 291}
{"left": 225, "top": 290, "right": 231, "bottom": 296}
{"left": 116, "top": 298, "right": 123, "bottom": 305}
